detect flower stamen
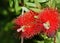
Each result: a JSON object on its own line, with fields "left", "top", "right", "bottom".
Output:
{"left": 17, "top": 26, "right": 25, "bottom": 32}
{"left": 34, "top": 16, "right": 38, "bottom": 19}
{"left": 43, "top": 21, "right": 50, "bottom": 29}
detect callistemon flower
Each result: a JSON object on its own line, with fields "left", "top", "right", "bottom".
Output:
{"left": 20, "top": 23, "right": 41, "bottom": 38}
{"left": 14, "top": 10, "right": 41, "bottom": 39}
{"left": 38, "top": 8, "right": 59, "bottom": 37}
{"left": 15, "top": 10, "right": 39, "bottom": 26}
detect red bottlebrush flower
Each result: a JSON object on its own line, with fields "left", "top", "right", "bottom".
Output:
{"left": 38, "top": 8, "right": 59, "bottom": 37}
{"left": 14, "top": 10, "right": 41, "bottom": 39}
{"left": 20, "top": 23, "right": 41, "bottom": 39}
{"left": 14, "top": 10, "right": 38, "bottom": 26}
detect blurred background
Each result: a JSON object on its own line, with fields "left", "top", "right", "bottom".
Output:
{"left": 0, "top": 0, "right": 60, "bottom": 43}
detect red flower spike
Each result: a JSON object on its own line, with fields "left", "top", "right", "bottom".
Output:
{"left": 14, "top": 10, "right": 38, "bottom": 26}
{"left": 20, "top": 23, "right": 41, "bottom": 39}
{"left": 39, "top": 8, "right": 59, "bottom": 37}
{"left": 14, "top": 10, "right": 41, "bottom": 39}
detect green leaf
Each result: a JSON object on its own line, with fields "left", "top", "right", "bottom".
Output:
{"left": 40, "top": 34, "right": 53, "bottom": 43}
{"left": 33, "top": 40, "right": 44, "bottom": 43}
{"left": 56, "top": 32, "right": 60, "bottom": 43}
{"left": 34, "top": 0, "right": 41, "bottom": 9}
{"left": 37, "top": 41, "right": 44, "bottom": 43}
{"left": 30, "top": 0, "right": 34, "bottom": 2}
{"left": 40, "top": 34, "right": 49, "bottom": 40}
{"left": 25, "top": 2, "right": 36, "bottom": 7}
{"left": 30, "top": 8, "right": 41, "bottom": 12}
{"left": 14, "top": 0, "right": 21, "bottom": 14}
{"left": 14, "top": 0, "right": 19, "bottom": 12}
{"left": 38, "top": 0, "right": 48, "bottom": 3}
{"left": 55, "top": 0, "right": 60, "bottom": 3}
{"left": 44, "top": 38, "right": 53, "bottom": 43}
{"left": 47, "top": 0, "right": 56, "bottom": 8}
{"left": 9, "top": 0, "right": 13, "bottom": 8}
{"left": 24, "top": 0, "right": 29, "bottom": 3}
{"left": 56, "top": 3, "right": 60, "bottom": 9}
{"left": 8, "top": 8, "right": 15, "bottom": 12}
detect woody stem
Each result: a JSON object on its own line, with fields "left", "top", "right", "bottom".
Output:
{"left": 54, "top": 31, "right": 57, "bottom": 43}
{"left": 54, "top": 35, "right": 56, "bottom": 43}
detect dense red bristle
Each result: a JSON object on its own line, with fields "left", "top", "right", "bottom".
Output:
{"left": 38, "top": 8, "right": 59, "bottom": 37}
{"left": 14, "top": 10, "right": 41, "bottom": 39}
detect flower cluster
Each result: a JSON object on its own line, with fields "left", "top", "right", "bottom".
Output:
{"left": 14, "top": 8, "right": 59, "bottom": 39}
{"left": 14, "top": 10, "right": 41, "bottom": 39}
{"left": 38, "top": 8, "right": 59, "bottom": 37}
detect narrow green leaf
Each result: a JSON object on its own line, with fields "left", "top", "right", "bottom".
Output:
{"left": 8, "top": 8, "right": 15, "bottom": 12}
{"left": 24, "top": 0, "right": 29, "bottom": 3}
{"left": 25, "top": 2, "right": 36, "bottom": 7}
{"left": 33, "top": 40, "right": 44, "bottom": 43}
{"left": 55, "top": 0, "right": 60, "bottom": 3}
{"left": 30, "top": 0, "right": 34, "bottom": 2}
{"left": 56, "top": 3, "right": 60, "bottom": 9}
{"left": 56, "top": 32, "right": 60, "bottom": 43}
{"left": 14, "top": 0, "right": 19, "bottom": 12}
{"left": 44, "top": 38, "right": 53, "bottom": 43}
{"left": 37, "top": 41, "right": 44, "bottom": 43}
{"left": 38, "top": 0, "right": 48, "bottom": 3}
{"left": 34, "top": 0, "right": 41, "bottom": 9}
{"left": 9, "top": 0, "right": 13, "bottom": 8}
{"left": 30, "top": 8, "right": 41, "bottom": 12}
{"left": 47, "top": 0, "right": 56, "bottom": 8}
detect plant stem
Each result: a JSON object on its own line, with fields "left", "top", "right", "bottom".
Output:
{"left": 54, "top": 31, "right": 57, "bottom": 43}
{"left": 54, "top": 35, "right": 56, "bottom": 43}
{"left": 21, "top": 37, "right": 24, "bottom": 43}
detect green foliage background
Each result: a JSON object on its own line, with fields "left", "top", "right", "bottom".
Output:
{"left": 0, "top": 0, "right": 60, "bottom": 43}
